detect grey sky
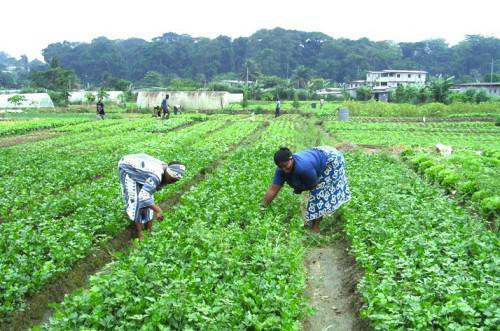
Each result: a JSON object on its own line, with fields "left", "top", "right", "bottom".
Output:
{"left": 2, "top": 0, "right": 499, "bottom": 61}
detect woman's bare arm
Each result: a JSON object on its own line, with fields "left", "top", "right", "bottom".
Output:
{"left": 261, "top": 184, "right": 282, "bottom": 208}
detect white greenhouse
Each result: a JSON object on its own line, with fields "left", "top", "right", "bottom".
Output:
{"left": 69, "top": 91, "right": 124, "bottom": 103}
{"left": 136, "top": 91, "right": 243, "bottom": 110}
{"left": 0, "top": 93, "right": 55, "bottom": 108}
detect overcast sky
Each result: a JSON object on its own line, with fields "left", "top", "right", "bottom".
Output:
{"left": 1, "top": 0, "right": 499, "bottom": 61}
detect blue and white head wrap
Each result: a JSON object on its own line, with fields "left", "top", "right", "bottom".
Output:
{"left": 166, "top": 163, "right": 186, "bottom": 180}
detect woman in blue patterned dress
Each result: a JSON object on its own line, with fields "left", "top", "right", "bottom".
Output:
{"left": 261, "top": 146, "right": 351, "bottom": 233}
{"left": 118, "top": 154, "right": 185, "bottom": 240}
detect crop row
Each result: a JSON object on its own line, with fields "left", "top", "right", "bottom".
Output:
{"left": 323, "top": 121, "right": 500, "bottom": 135}
{"left": 323, "top": 121, "right": 500, "bottom": 150}
{"left": 401, "top": 149, "right": 499, "bottom": 224}
{"left": 342, "top": 152, "right": 498, "bottom": 330}
{"left": 0, "top": 117, "right": 201, "bottom": 213}
{"left": 41, "top": 116, "right": 317, "bottom": 330}
{"left": 0, "top": 117, "right": 92, "bottom": 137}
{"left": 0, "top": 117, "right": 260, "bottom": 319}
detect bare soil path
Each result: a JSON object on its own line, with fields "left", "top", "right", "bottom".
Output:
{"left": 302, "top": 239, "right": 369, "bottom": 331}
{"left": 0, "top": 130, "right": 62, "bottom": 148}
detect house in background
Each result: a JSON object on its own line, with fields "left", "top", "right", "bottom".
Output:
{"left": 346, "top": 70, "right": 427, "bottom": 101}
{"left": 366, "top": 70, "right": 427, "bottom": 101}
{"left": 316, "top": 87, "right": 344, "bottom": 98}
{"left": 452, "top": 82, "right": 500, "bottom": 97}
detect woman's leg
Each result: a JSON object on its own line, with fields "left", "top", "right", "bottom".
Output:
{"left": 311, "top": 217, "right": 322, "bottom": 233}
{"left": 135, "top": 222, "right": 144, "bottom": 240}
{"left": 145, "top": 221, "right": 153, "bottom": 231}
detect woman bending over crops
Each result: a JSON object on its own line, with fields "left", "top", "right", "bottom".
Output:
{"left": 261, "top": 146, "right": 351, "bottom": 233}
{"left": 118, "top": 154, "right": 185, "bottom": 240}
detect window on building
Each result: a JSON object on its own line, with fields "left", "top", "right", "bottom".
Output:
{"left": 389, "top": 73, "right": 394, "bottom": 77}
{"left": 418, "top": 74, "right": 421, "bottom": 78}
{"left": 397, "top": 74, "right": 400, "bottom": 78}
{"left": 408, "top": 74, "right": 411, "bottom": 78}
{"left": 381, "top": 82, "right": 387, "bottom": 86}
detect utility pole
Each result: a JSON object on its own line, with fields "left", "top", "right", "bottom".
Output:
{"left": 246, "top": 65, "right": 249, "bottom": 87}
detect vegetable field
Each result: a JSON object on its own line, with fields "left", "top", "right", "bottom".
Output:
{"left": 0, "top": 112, "right": 498, "bottom": 330}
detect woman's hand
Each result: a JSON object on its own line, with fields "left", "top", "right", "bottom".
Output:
{"left": 150, "top": 204, "right": 164, "bottom": 221}
{"left": 156, "top": 211, "right": 164, "bottom": 221}
{"left": 262, "top": 184, "right": 282, "bottom": 208}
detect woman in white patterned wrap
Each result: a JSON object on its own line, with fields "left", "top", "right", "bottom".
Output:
{"left": 118, "top": 154, "right": 185, "bottom": 240}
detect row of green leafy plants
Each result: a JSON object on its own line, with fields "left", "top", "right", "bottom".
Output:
{"left": 333, "top": 100, "right": 500, "bottom": 118}
{"left": 322, "top": 121, "right": 500, "bottom": 150}
{"left": 0, "top": 117, "right": 198, "bottom": 213}
{"left": 39, "top": 117, "right": 316, "bottom": 330}
{"left": 401, "top": 149, "right": 499, "bottom": 225}
{"left": 322, "top": 121, "right": 499, "bottom": 132}
{"left": 342, "top": 152, "right": 498, "bottom": 330}
{"left": 0, "top": 116, "right": 260, "bottom": 319}
{"left": 0, "top": 117, "right": 92, "bottom": 137}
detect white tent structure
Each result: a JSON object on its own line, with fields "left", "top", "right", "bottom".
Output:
{"left": 0, "top": 93, "right": 55, "bottom": 108}
{"left": 69, "top": 91, "right": 124, "bottom": 103}
{"left": 136, "top": 91, "right": 243, "bottom": 110}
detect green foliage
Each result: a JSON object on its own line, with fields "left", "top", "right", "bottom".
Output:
{"left": 84, "top": 91, "right": 96, "bottom": 104}
{"left": 139, "top": 70, "right": 164, "bottom": 87}
{"left": 404, "top": 148, "right": 500, "bottom": 224}
{"left": 40, "top": 118, "right": 313, "bottom": 330}
{"left": 429, "top": 75, "right": 454, "bottom": 103}
{"left": 338, "top": 100, "right": 500, "bottom": 118}
{"left": 323, "top": 120, "right": 500, "bottom": 150}
{"left": 30, "top": 58, "right": 78, "bottom": 92}
{"left": 355, "top": 86, "right": 372, "bottom": 101}
{"left": 389, "top": 85, "right": 430, "bottom": 104}
{"left": 0, "top": 71, "right": 16, "bottom": 88}
{"left": 6, "top": 95, "right": 27, "bottom": 107}
{"left": 483, "top": 72, "right": 500, "bottom": 82}
{"left": 240, "top": 88, "right": 249, "bottom": 108}
{"left": 449, "top": 88, "right": 491, "bottom": 104}
{"left": 474, "top": 89, "right": 490, "bottom": 103}
{"left": 97, "top": 87, "right": 109, "bottom": 100}
{"left": 292, "top": 91, "right": 300, "bottom": 108}
{"left": 168, "top": 78, "right": 201, "bottom": 90}
{"left": 344, "top": 152, "right": 498, "bottom": 330}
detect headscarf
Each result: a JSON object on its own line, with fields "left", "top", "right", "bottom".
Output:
{"left": 274, "top": 147, "right": 293, "bottom": 166}
{"left": 166, "top": 162, "right": 186, "bottom": 179}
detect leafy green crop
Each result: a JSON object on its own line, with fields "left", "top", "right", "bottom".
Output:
{"left": 41, "top": 117, "right": 317, "bottom": 330}
{"left": 0, "top": 115, "right": 260, "bottom": 319}
{"left": 343, "top": 152, "right": 499, "bottom": 330}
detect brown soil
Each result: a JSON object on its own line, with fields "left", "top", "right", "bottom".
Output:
{"left": 0, "top": 130, "right": 62, "bottom": 148}
{"left": 303, "top": 241, "right": 370, "bottom": 331}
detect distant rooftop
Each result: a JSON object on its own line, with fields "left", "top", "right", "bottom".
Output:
{"left": 368, "top": 70, "right": 428, "bottom": 74}
{"left": 455, "top": 82, "right": 500, "bottom": 87}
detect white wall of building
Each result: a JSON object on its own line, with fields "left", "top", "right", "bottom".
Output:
{"left": 367, "top": 70, "right": 427, "bottom": 88}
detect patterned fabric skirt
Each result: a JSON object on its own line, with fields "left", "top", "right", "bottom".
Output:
{"left": 119, "top": 170, "right": 154, "bottom": 223}
{"left": 305, "top": 146, "right": 351, "bottom": 222}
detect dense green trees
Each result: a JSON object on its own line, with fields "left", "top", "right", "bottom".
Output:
{"left": 31, "top": 30, "right": 499, "bottom": 86}
{"left": 1, "top": 29, "right": 499, "bottom": 92}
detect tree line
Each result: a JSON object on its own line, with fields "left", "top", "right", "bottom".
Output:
{"left": 2, "top": 29, "right": 499, "bottom": 89}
